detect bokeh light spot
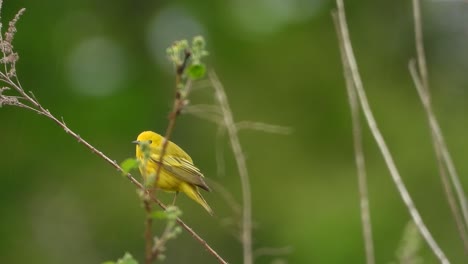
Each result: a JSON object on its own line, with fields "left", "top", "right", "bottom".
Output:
{"left": 146, "top": 6, "right": 206, "bottom": 73}
{"left": 66, "top": 37, "right": 127, "bottom": 97}
{"left": 229, "top": 0, "right": 325, "bottom": 38}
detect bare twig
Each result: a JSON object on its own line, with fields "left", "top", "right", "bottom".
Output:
{"left": 409, "top": 61, "right": 468, "bottom": 254}
{"left": 333, "top": 0, "right": 449, "bottom": 262}
{"left": 253, "top": 246, "right": 293, "bottom": 260}
{"left": 144, "top": 198, "right": 154, "bottom": 264}
{"left": 142, "top": 48, "right": 192, "bottom": 264}
{"left": 216, "top": 126, "right": 227, "bottom": 177}
{"left": 209, "top": 70, "right": 253, "bottom": 264}
{"left": 411, "top": 0, "right": 468, "bottom": 250}
{"left": 235, "top": 121, "right": 292, "bottom": 135}
{"left": 152, "top": 51, "right": 192, "bottom": 195}
{"left": 333, "top": 13, "right": 375, "bottom": 264}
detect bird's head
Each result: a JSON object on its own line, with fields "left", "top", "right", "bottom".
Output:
{"left": 132, "top": 131, "right": 163, "bottom": 157}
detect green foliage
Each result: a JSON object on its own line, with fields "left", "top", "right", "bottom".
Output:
{"left": 151, "top": 210, "right": 168, "bottom": 220}
{"left": 187, "top": 64, "right": 206, "bottom": 80}
{"left": 166, "top": 35, "right": 208, "bottom": 82}
{"left": 103, "top": 252, "right": 139, "bottom": 264}
{"left": 120, "top": 158, "right": 139, "bottom": 176}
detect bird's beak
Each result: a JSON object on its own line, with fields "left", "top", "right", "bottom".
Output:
{"left": 132, "top": 140, "right": 140, "bottom": 145}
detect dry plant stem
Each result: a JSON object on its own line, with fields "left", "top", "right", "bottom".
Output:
{"left": 412, "top": 0, "right": 468, "bottom": 237}
{"left": 144, "top": 198, "right": 154, "bottom": 264}
{"left": 209, "top": 70, "right": 253, "bottom": 264}
{"left": 150, "top": 216, "right": 173, "bottom": 261}
{"left": 151, "top": 198, "right": 228, "bottom": 264}
{"left": 152, "top": 51, "right": 192, "bottom": 196}
{"left": 409, "top": 62, "right": 468, "bottom": 254}
{"left": 253, "top": 246, "right": 293, "bottom": 260}
{"left": 334, "top": 15, "right": 375, "bottom": 264}
{"left": 333, "top": 0, "right": 449, "bottom": 263}
{"left": 3, "top": 80, "right": 228, "bottom": 264}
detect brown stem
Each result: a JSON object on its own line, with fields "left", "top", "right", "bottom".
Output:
{"left": 209, "top": 70, "right": 253, "bottom": 264}
{"left": 152, "top": 51, "right": 192, "bottom": 197}
{"left": 144, "top": 198, "right": 153, "bottom": 264}
{"left": 333, "top": 13, "right": 375, "bottom": 264}
{"left": 332, "top": 0, "right": 449, "bottom": 262}
{"left": 411, "top": 0, "right": 468, "bottom": 255}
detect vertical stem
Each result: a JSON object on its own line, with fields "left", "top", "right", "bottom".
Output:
{"left": 144, "top": 198, "right": 153, "bottom": 264}
{"left": 411, "top": 0, "right": 468, "bottom": 241}
{"left": 409, "top": 62, "right": 468, "bottom": 254}
{"left": 334, "top": 13, "right": 375, "bottom": 263}
{"left": 210, "top": 70, "right": 253, "bottom": 264}
{"left": 333, "top": 0, "right": 449, "bottom": 262}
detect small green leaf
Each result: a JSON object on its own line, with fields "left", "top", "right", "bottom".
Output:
{"left": 120, "top": 158, "right": 139, "bottom": 176}
{"left": 117, "top": 252, "right": 139, "bottom": 264}
{"left": 151, "top": 210, "right": 168, "bottom": 220}
{"left": 187, "top": 63, "right": 206, "bottom": 80}
{"left": 103, "top": 252, "right": 138, "bottom": 264}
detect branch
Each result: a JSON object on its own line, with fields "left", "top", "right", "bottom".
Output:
{"left": 333, "top": 12, "right": 375, "bottom": 264}
{"left": 209, "top": 70, "right": 253, "bottom": 264}
{"left": 152, "top": 50, "right": 192, "bottom": 194}
{"left": 332, "top": 0, "right": 449, "bottom": 263}
{"left": 411, "top": 0, "right": 468, "bottom": 253}
{"left": 144, "top": 198, "right": 153, "bottom": 264}
{"left": 409, "top": 61, "right": 468, "bottom": 254}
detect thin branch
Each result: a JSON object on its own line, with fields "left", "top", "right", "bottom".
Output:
{"left": 209, "top": 70, "right": 253, "bottom": 264}
{"left": 409, "top": 61, "right": 468, "bottom": 254}
{"left": 216, "top": 126, "right": 227, "bottom": 177}
{"left": 412, "top": 0, "right": 429, "bottom": 92}
{"left": 151, "top": 198, "right": 227, "bottom": 263}
{"left": 235, "top": 121, "right": 293, "bottom": 135}
{"left": 333, "top": 13, "right": 375, "bottom": 264}
{"left": 183, "top": 104, "right": 223, "bottom": 125}
{"left": 144, "top": 198, "right": 153, "bottom": 264}
{"left": 333, "top": 0, "right": 449, "bottom": 263}
{"left": 152, "top": 51, "right": 192, "bottom": 195}
{"left": 411, "top": 0, "right": 468, "bottom": 246}
{"left": 253, "top": 246, "right": 293, "bottom": 260}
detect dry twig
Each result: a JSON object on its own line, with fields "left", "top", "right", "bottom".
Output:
{"left": 411, "top": 0, "right": 468, "bottom": 254}
{"left": 210, "top": 70, "right": 253, "bottom": 264}
{"left": 333, "top": 0, "right": 449, "bottom": 262}
{"left": 333, "top": 12, "right": 375, "bottom": 264}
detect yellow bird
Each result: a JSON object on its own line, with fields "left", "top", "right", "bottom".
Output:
{"left": 133, "top": 131, "right": 213, "bottom": 215}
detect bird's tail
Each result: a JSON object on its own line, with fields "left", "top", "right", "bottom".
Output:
{"left": 181, "top": 183, "right": 214, "bottom": 216}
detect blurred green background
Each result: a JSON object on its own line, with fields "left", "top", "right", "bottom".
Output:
{"left": 1, "top": 0, "right": 468, "bottom": 263}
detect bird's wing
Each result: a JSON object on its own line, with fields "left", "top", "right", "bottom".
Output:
{"left": 151, "top": 154, "right": 210, "bottom": 192}
{"left": 157, "top": 141, "right": 193, "bottom": 163}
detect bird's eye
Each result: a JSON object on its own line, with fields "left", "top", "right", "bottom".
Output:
{"left": 148, "top": 140, "right": 152, "bottom": 144}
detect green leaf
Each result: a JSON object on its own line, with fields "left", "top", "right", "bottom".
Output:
{"left": 151, "top": 210, "right": 168, "bottom": 220}
{"left": 120, "top": 158, "right": 139, "bottom": 176}
{"left": 187, "top": 63, "right": 206, "bottom": 80}
{"left": 102, "top": 252, "right": 138, "bottom": 264}
{"left": 117, "top": 252, "right": 139, "bottom": 264}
